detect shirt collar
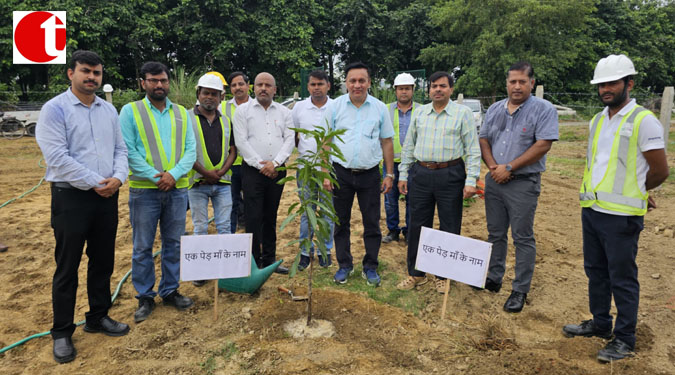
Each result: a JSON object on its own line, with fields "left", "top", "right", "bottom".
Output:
{"left": 503, "top": 95, "right": 533, "bottom": 114}
{"left": 144, "top": 96, "right": 173, "bottom": 112}
{"left": 66, "top": 87, "right": 102, "bottom": 107}
{"left": 229, "top": 96, "right": 252, "bottom": 107}
{"left": 193, "top": 105, "right": 221, "bottom": 119}
{"left": 252, "top": 97, "right": 276, "bottom": 110}
{"left": 601, "top": 98, "right": 637, "bottom": 118}
{"left": 308, "top": 96, "right": 331, "bottom": 109}
{"left": 424, "top": 100, "right": 453, "bottom": 115}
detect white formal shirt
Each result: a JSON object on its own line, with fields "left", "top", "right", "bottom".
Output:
{"left": 292, "top": 96, "right": 333, "bottom": 161}
{"left": 590, "top": 99, "right": 665, "bottom": 215}
{"left": 233, "top": 98, "right": 294, "bottom": 169}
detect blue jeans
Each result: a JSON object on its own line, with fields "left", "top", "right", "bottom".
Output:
{"left": 383, "top": 162, "right": 409, "bottom": 235}
{"left": 129, "top": 187, "right": 188, "bottom": 299}
{"left": 188, "top": 183, "right": 232, "bottom": 235}
{"left": 297, "top": 170, "right": 333, "bottom": 256}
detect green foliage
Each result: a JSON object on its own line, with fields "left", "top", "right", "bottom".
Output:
{"left": 111, "top": 89, "right": 142, "bottom": 112}
{"left": 199, "top": 341, "right": 238, "bottom": 375}
{"left": 168, "top": 66, "right": 200, "bottom": 109}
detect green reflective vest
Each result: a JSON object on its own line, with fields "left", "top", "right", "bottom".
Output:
{"left": 223, "top": 101, "right": 243, "bottom": 166}
{"left": 388, "top": 102, "right": 419, "bottom": 162}
{"left": 188, "top": 109, "right": 232, "bottom": 187}
{"left": 129, "top": 99, "right": 190, "bottom": 189}
{"left": 579, "top": 105, "right": 651, "bottom": 216}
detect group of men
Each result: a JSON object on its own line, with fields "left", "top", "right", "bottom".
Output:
{"left": 35, "top": 49, "right": 667, "bottom": 365}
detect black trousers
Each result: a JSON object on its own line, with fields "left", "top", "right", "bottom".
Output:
{"left": 332, "top": 163, "right": 381, "bottom": 270}
{"left": 582, "top": 207, "right": 642, "bottom": 349}
{"left": 406, "top": 162, "right": 465, "bottom": 277}
{"left": 242, "top": 163, "right": 286, "bottom": 267}
{"left": 50, "top": 186, "right": 118, "bottom": 339}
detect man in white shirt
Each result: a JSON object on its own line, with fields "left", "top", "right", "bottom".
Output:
{"left": 563, "top": 54, "right": 669, "bottom": 363}
{"left": 233, "top": 72, "right": 295, "bottom": 274}
{"left": 292, "top": 70, "right": 334, "bottom": 270}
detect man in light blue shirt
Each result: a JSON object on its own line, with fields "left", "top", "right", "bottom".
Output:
{"left": 323, "top": 62, "right": 395, "bottom": 286}
{"left": 119, "top": 62, "right": 196, "bottom": 323}
{"left": 36, "top": 50, "right": 129, "bottom": 364}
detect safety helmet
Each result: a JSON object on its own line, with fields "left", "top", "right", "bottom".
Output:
{"left": 393, "top": 73, "right": 416, "bottom": 87}
{"left": 207, "top": 71, "right": 228, "bottom": 86}
{"left": 197, "top": 73, "right": 224, "bottom": 92}
{"left": 590, "top": 54, "right": 637, "bottom": 85}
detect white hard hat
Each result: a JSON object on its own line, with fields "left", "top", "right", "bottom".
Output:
{"left": 590, "top": 54, "right": 637, "bottom": 84}
{"left": 394, "top": 73, "right": 415, "bottom": 87}
{"left": 197, "top": 73, "right": 224, "bottom": 91}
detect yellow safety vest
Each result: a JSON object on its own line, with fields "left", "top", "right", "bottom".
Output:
{"left": 388, "top": 102, "right": 419, "bottom": 163}
{"left": 223, "top": 101, "right": 243, "bottom": 166}
{"left": 579, "top": 105, "right": 651, "bottom": 216}
{"left": 128, "top": 99, "right": 190, "bottom": 189}
{"left": 188, "top": 109, "right": 232, "bottom": 187}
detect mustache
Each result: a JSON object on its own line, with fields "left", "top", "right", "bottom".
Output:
{"left": 84, "top": 80, "right": 97, "bottom": 84}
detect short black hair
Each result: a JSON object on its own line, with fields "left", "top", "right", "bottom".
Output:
{"left": 69, "top": 50, "right": 103, "bottom": 71}
{"left": 344, "top": 62, "right": 370, "bottom": 79}
{"left": 228, "top": 71, "right": 249, "bottom": 84}
{"left": 429, "top": 71, "right": 454, "bottom": 88}
{"left": 308, "top": 70, "right": 329, "bottom": 82}
{"left": 507, "top": 61, "right": 534, "bottom": 79}
{"left": 140, "top": 62, "right": 170, "bottom": 80}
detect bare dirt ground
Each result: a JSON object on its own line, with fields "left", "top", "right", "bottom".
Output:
{"left": 1, "top": 125, "right": 674, "bottom": 375}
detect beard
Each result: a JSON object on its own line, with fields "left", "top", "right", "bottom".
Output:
{"left": 200, "top": 101, "right": 217, "bottom": 111}
{"left": 148, "top": 88, "right": 168, "bottom": 101}
{"left": 599, "top": 84, "right": 628, "bottom": 108}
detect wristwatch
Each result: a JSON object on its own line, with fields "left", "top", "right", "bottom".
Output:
{"left": 385, "top": 173, "right": 395, "bottom": 179}
{"left": 505, "top": 163, "right": 513, "bottom": 172}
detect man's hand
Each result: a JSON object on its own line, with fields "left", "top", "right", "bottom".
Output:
{"left": 154, "top": 172, "right": 176, "bottom": 191}
{"left": 490, "top": 164, "right": 512, "bottom": 184}
{"left": 398, "top": 180, "right": 408, "bottom": 195}
{"left": 94, "top": 177, "right": 122, "bottom": 198}
{"left": 323, "top": 178, "right": 333, "bottom": 192}
{"left": 259, "top": 160, "right": 278, "bottom": 179}
{"left": 647, "top": 196, "right": 657, "bottom": 212}
{"left": 463, "top": 185, "right": 477, "bottom": 199}
{"left": 381, "top": 176, "right": 393, "bottom": 194}
{"left": 201, "top": 169, "right": 221, "bottom": 184}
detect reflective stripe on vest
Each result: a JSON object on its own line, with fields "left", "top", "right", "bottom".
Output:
{"left": 223, "top": 101, "right": 243, "bottom": 166}
{"left": 579, "top": 106, "right": 650, "bottom": 215}
{"left": 128, "top": 99, "right": 189, "bottom": 189}
{"left": 188, "top": 109, "right": 232, "bottom": 186}
{"left": 388, "top": 102, "right": 418, "bottom": 163}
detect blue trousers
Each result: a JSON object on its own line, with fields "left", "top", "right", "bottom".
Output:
{"left": 582, "top": 207, "right": 642, "bottom": 349}
{"left": 230, "top": 165, "right": 244, "bottom": 233}
{"left": 383, "top": 162, "right": 409, "bottom": 235}
{"left": 129, "top": 188, "right": 187, "bottom": 299}
{"left": 188, "top": 183, "right": 232, "bottom": 235}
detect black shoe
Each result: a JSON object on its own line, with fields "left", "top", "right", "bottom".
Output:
{"left": 274, "top": 265, "right": 289, "bottom": 274}
{"left": 503, "top": 291, "right": 527, "bottom": 313}
{"left": 192, "top": 280, "right": 207, "bottom": 287}
{"left": 53, "top": 337, "right": 76, "bottom": 363}
{"left": 318, "top": 254, "right": 332, "bottom": 268}
{"left": 485, "top": 278, "right": 502, "bottom": 293}
{"left": 297, "top": 255, "right": 311, "bottom": 271}
{"left": 134, "top": 297, "right": 155, "bottom": 323}
{"left": 382, "top": 231, "right": 399, "bottom": 243}
{"left": 163, "top": 291, "right": 194, "bottom": 310}
{"left": 597, "top": 338, "right": 634, "bottom": 362}
{"left": 562, "top": 319, "right": 612, "bottom": 339}
{"left": 84, "top": 316, "right": 130, "bottom": 337}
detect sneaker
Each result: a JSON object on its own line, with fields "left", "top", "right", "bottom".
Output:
{"left": 333, "top": 268, "right": 354, "bottom": 284}
{"left": 382, "top": 231, "right": 399, "bottom": 243}
{"left": 597, "top": 338, "right": 634, "bottom": 363}
{"left": 435, "top": 279, "right": 449, "bottom": 294}
{"left": 396, "top": 275, "right": 428, "bottom": 290}
{"left": 362, "top": 268, "right": 381, "bottom": 287}
{"left": 318, "top": 253, "right": 332, "bottom": 268}
{"left": 562, "top": 319, "right": 613, "bottom": 339}
{"left": 163, "top": 291, "right": 194, "bottom": 311}
{"left": 134, "top": 297, "right": 155, "bottom": 323}
{"left": 297, "top": 255, "right": 311, "bottom": 271}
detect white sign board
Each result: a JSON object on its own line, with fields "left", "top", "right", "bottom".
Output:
{"left": 415, "top": 227, "right": 492, "bottom": 288}
{"left": 180, "top": 233, "right": 252, "bottom": 281}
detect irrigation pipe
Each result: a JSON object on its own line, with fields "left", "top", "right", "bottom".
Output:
{"left": 0, "top": 158, "right": 46, "bottom": 209}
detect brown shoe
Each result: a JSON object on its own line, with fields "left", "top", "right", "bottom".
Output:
{"left": 396, "top": 275, "right": 428, "bottom": 290}
{"left": 435, "top": 279, "right": 450, "bottom": 294}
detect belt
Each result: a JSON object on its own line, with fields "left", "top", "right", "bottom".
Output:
{"left": 334, "top": 163, "right": 377, "bottom": 174}
{"left": 511, "top": 172, "right": 540, "bottom": 180}
{"left": 51, "top": 182, "right": 77, "bottom": 189}
{"left": 416, "top": 159, "right": 462, "bottom": 170}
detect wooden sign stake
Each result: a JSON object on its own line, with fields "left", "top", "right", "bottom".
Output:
{"left": 441, "top": 279, "right": 450, "bottom": 319}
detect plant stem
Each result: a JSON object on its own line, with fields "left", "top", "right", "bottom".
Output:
{"left": 307, "top": 255, "right": 313, "bottom": 325}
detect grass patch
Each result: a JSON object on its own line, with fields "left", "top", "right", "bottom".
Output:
{"left": 309, "top": 260, "right": 427, "bottom": 315}
{"left": 547, "top": 156, "right": 585, "bottom": 166}
{"left": 558, "top": 127, "right": 587, "bottom": 142}
{"left": 668, "top": 167, "right": 675, "bottom": 182}
{"left": 199, "top": 341, "right": 238, "bottom": 375}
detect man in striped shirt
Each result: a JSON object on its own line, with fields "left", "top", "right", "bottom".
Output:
{"left": 397, "top": 71, "right": 480, "bottom": 293}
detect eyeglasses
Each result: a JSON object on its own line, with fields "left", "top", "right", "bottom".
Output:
{"left": 144, "top": 78, "right": 169, "bottom": 85}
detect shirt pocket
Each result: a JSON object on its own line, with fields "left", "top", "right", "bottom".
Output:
{"left": 517, "top": 122, "right": 536, "bottom": 145}
{"left": 361, "top": 119, "right": 378, "bottom": 139}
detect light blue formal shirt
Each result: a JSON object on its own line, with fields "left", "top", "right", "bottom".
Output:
{"left": 323, "top": 94, "right": 394, "bottom": 169}
{"left": 119, "top": 96, "right": 196, "bottom": 184}
{"left": 36, "top": 88, "right": 128, "bottom": 190}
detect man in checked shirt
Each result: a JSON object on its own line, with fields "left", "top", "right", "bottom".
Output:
{"left": 397, "top": 71, "right": 481, "bottom": 294}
